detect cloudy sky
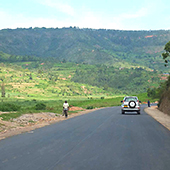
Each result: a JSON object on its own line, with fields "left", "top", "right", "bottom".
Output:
{"left": 0, "top": 0, "right": 170, "bottom": 30}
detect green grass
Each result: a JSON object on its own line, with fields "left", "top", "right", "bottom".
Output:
{"left": 0, "top": 112, "right": 23, "bottom": 121}
{"left": 0, "top": 97, "right": 122, "bottom": 121}
{"left": 0, "top": 92, "right": 157, "bottom": 121}
{"left": 70, "top": 97, "right": 123, "bottom": 108}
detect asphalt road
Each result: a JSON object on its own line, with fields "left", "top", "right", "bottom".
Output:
{"left": 0, "top": 106, "right": 170, "bottom": 170}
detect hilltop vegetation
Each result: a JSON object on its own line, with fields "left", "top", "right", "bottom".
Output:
{"left": 0, "top": 62, "right": 114, "bottom": 100}
{"left": 0, "top": 50, "right": 168, "bottom": 98}
{"left": 0, "top": 27, "right": 170, "bottom": 71}
{"left": 72, "top": 65, "right": 166, "bottom": 94}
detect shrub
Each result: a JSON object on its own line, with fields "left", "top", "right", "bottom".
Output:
{"left": 35, "top": 103, "right": 46, "bottom": 110}
{"left": 101, "top": 97, "right": 105, "bottom": 99}
{"left": 86, "top": 106, "right": 94, "bottom": 109}
{"left": 0, "top": 103, "right": 21, "bottom": 111}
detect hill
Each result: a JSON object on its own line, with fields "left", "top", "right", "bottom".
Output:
{"left": 0, "top": 27, "right": 170, "bottom": 71}
{"left": 0, "top": 56, "right": 167, "bottom": 98}
{"left": 0, "top": 62, "right": 115, "bottom": 100}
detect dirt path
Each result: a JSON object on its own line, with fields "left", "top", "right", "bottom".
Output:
{"left": 145, "top": 106, "right": 170, "bottom": 131}
{"left": 0, "top": 107, "right": 101, "bottom": 141}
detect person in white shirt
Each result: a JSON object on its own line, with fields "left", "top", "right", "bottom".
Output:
{"left": 63, "top": 101, "right": 69, "bottom": 118}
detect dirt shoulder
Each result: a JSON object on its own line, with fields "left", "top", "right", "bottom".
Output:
{"left": 0, "top": 107, "right": 101, "bottom": 141}
{"left": 144, "top": 106, "right": 170, "bottom": 131}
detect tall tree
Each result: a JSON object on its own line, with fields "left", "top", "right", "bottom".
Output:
{"left": 162, "top": 41, "right": 170, "bottom": 66}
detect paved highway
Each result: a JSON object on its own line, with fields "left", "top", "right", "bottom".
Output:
{"left": 0, "top": 106, "right": 170, "bottom": 170}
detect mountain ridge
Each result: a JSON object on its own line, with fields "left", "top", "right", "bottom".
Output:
{"left": 0, "top": 27, "right": 169, "bottom": 71}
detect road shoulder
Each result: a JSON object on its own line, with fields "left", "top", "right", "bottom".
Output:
{"left": 144, "top": 106, "right": 170, "bottom": 131}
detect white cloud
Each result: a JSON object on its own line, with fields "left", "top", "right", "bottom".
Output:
{"left": 0, "top": 10, "right": 18, "bottom": 29}
{"left": 107, "top": 7, "right": 149, "bottom": 30}
{"left": 38, "top": 0, "right": 75, "bottom": 16}
{"left": 23, "top": 18, "right": 73, "bottom": 28}
{"left": 0, "top": 0, "right": 167, "bottom": 31}
{"left": 75, "top": 11, "right": 102, "bottom": 29}
{"left": 0, "top": 9, "right": 72, "bottom": 29}
{"left": 113, "top": 7, "right": 148, "bottom": 22}
{"left": 0, "top": 9, "right": 133, "bottom": 30}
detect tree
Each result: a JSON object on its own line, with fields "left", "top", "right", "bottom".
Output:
{"left": 1, "top": 82, "right": 5, "bottom": 97}
{"left": 162, "top": 41, "right": 170, "bottom": 66}
{"left": 62, "top": 59, "right": 67, "bottom": 63}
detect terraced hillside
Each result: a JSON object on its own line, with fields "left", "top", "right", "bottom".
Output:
{"left": 0, "top": 60, "right": 168, "bottom": 99}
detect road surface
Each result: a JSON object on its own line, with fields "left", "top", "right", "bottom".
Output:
{"left": 0, "top": 105, "right": 170, "bottom": 170}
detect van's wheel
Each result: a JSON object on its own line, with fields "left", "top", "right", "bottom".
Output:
{"left": 137, "top": 111, "right": 140, "bottom": 114}
{"left": 122, "top": 111, "right": 125, "bottom": 114}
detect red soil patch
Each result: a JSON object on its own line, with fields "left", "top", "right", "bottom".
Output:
{"left": 69, "top": 107, "right": 85, "bottom": 111}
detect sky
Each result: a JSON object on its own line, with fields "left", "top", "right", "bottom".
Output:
{"left": 0, "top": 0, "right": 170, "bottom": 30}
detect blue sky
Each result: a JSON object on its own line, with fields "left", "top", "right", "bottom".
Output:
{"left": 0, "top": 0, "right": 170, "bottom": 30}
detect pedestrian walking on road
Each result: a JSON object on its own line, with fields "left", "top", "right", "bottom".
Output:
{"left": 63, "top": 101, "right": 69, "bottom": 118}
{"left": 148, "top": 100, "right": 150, "bottom": 107}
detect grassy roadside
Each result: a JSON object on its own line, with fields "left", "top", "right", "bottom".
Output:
{"left": 0, "top": 93, "right": 158, "bottom": 121}
{"left": 0, "top": 97, "right": 122, "bottom": 121}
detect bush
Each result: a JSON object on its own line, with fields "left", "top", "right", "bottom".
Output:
{"left": 0, "top": 103, "right": 21, "bottom": 111}
{"left": 35, "top": 103, "right": 46, "bottom": 110}
{"left": 101, "top": 97, "right": 105, "bottom": 99}
{"left": 86, "top": 106, "right": 94, "bottom": 109}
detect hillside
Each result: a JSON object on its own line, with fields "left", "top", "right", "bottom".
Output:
{"left": 159, "top": 90, "right": 170, "bottom": 115}
{"left": 0, "top": 62, "right": 115, "bottom": 100}
{"left": 0, "top": 57, "right": 168, "bottom": 98}
{"left": 0, "top": 27, "right": 170, "bottom": 71}
{"left": 158, "top": 72, "right": 170, "bottom": 115}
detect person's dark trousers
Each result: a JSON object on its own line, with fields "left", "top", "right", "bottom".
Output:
{"left": 64, "top": 110, "right": 68, "bottom": 118}
{"left": 148, "top": 101, "right": 150, "bottom": 107}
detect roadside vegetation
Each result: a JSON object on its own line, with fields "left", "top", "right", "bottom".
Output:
{"left": 0, "top": 91, "right": 156, "bottom": 121}
{"left": 147, "top": 41, "right": 170, "bottom": 115}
